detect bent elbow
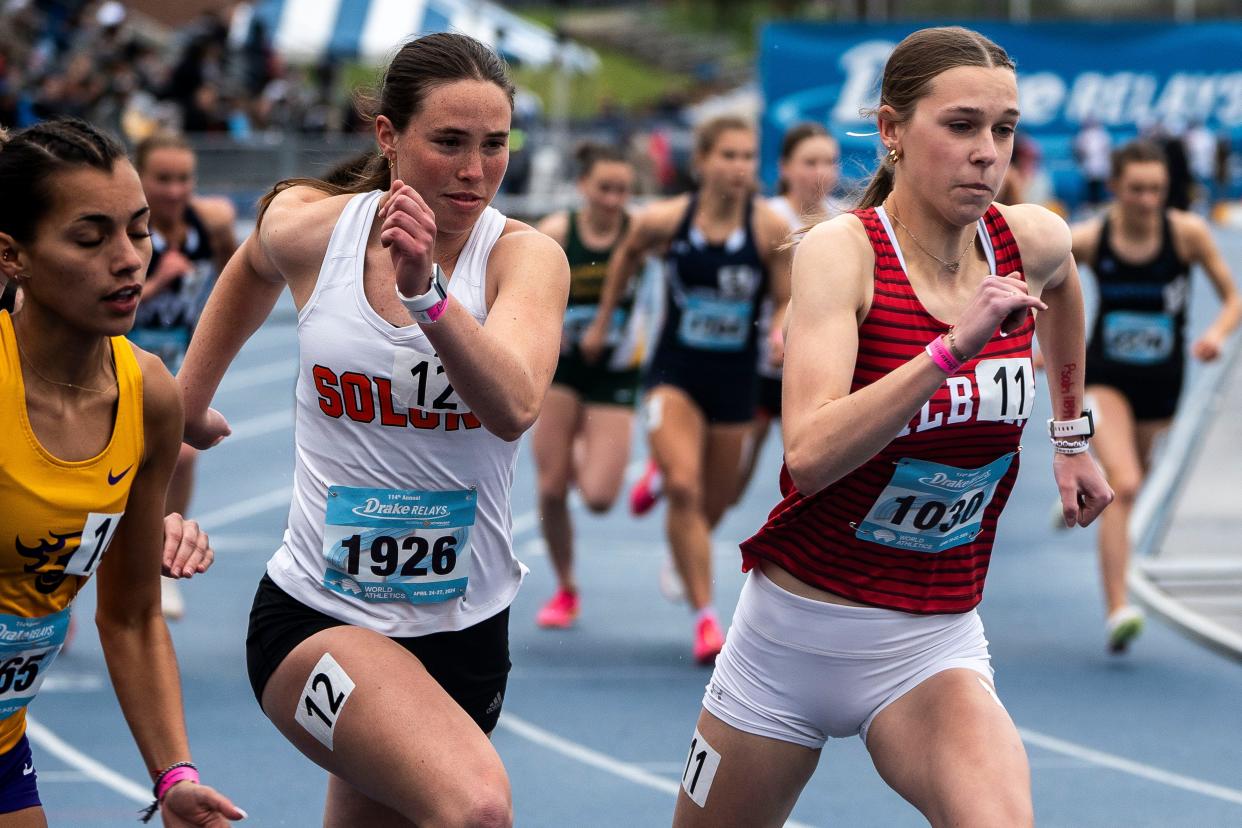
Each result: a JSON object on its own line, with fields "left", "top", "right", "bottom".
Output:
{"left": 784, "top": 445, "right": 826, "bottom": 497}
{"left": 485, "top": 404, "right": 539, "bottom": 443}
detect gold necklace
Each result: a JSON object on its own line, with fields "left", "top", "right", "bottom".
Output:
{"left": 15, "top": 335, "right": 115, "bottom": 394}
{"left": 886, "top": 203, "right": 977, "bottom": 273}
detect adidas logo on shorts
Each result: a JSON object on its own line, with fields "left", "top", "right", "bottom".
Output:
{"left": 485, "top": 692, "right": 504, "bottom": 715}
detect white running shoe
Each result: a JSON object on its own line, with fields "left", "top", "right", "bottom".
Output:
{"left": 1106, "top": 605, "right": 1145, "bottom": 654}
{"left": 161, "top": 576, "right": 185, "bottom": 621}
{"left": 659, "top": 557, "right": 686, "bottom": 604}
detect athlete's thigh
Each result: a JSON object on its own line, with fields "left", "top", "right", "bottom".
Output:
{"left": 0, "top": 808, "right": 47, "bottom": 828}
{"left": 866, "top": 669, "right": 1031, "bottom": 827}
{"left": 532, "top": 386, "right": 582, "bottom": 494}
{"left": 672, "top": 708, "right": 820, "bottom": 828}
{"left": 1087, "top": 385, "right": 1143, "bottom": 488}
{"left": 701, "top": 422, "right": 752, "bottom": 525}
{"left": 574, "top": 403, "right": 634, "bottom": 508}
{"left": 261, "top": 624, "right": 506, "bottom": 821}
{"left": 1133, "top": 417, "right": 1171, "bottom": 475}
{"left": 646, "top": 385, "right": 707, "bottom": 489}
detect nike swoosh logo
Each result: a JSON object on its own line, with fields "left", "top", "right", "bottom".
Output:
{"left": 21, "top": 763, "right": 32, "bottom": 776}
{"left": 107, "top": 466, "right": 133, "bottom": 486}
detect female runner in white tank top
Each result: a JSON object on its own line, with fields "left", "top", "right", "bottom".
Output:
{"left": 176, "top": 34, "right": 568, "bottom": 827}
{"left": 737, "top": 122, "right": 842, "bottom": 502}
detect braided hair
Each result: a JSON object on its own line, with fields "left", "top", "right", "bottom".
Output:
{"left": 0, "top": 117, "right": 128, "bottom": 243}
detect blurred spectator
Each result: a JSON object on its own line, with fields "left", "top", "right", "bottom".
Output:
{"left": 1074, "top": 117, "right": 1111, "bottom": 209}
{"left": 1214, "top": 133, "right": 1233, "bottom": 210}
{"left": 1184, "top": 119, "right": 1216, "bottom": 209}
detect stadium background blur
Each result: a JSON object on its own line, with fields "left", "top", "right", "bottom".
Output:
{"left": 6, "top": 0, "right": 1241, "bottom": 223}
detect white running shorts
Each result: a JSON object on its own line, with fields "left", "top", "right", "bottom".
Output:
{"left": 703, "top": 567, "right": 995, "bottom": 748}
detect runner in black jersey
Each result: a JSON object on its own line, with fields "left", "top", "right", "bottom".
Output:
{"left": 131, "top": 131, "right": 238, "bottom": 621}
{"left": 531, "top": 143, "right": 639, "bottom": 628}
{"left": 737, "top": 123, "right": 841, "bottom": 505}
{"left": 582, "top": 115, "right": 791, "bottom": 664}
{"left": 1071, "top": 139, "right": 1240, "bottom": 653}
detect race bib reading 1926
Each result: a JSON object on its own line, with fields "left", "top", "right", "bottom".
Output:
{"left": 321, "top": 486, "right": 476, "bottom": 604}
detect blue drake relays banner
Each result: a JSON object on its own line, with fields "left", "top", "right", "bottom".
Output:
{"left": 760, "top": 23, "right": 1242, "bottom": 198}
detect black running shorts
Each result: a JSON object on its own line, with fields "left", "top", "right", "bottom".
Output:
{"left": 246, "top": 574, "right": 511, "bottom": 733}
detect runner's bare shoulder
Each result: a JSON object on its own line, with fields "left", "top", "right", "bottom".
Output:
{"left": 258, "top": 186, "right": 356, "bottom": 283}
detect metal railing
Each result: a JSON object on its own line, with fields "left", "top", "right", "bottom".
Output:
{"left": 1127, "top": 333, "right": 1242, "bottom": 662}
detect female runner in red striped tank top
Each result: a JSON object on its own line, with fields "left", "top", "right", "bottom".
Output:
{"left": 672, "top": 27, "right": 1113, "bottom": 828}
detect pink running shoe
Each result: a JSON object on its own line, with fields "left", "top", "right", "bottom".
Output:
{"left": 693, "top": 615, "right": 725, "bottom": 665}
{"left": 536, "top": 588, "right": 580, "bottom": 629}
{"left": 629, "top": 459, "right": 663, "bottom": 516}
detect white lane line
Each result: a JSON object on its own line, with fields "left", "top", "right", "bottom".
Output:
{"left": 25, "top": 717, "right": 150, "bottom": 805}
{"left": 35, "top": 770, "right": 92, "bottom": 783}
{"left": 41, "top": 673, "right": 105, "bottom": 693}
{"left": 195, "top": 486, "right": 293, "bottom": 530}
{"left": 218, "top": 359, "right": 299, "bottom": 393}
{"left": 497, "top": 713, "right": 815, "bottom": 828}
{"left": 1020, "top": 728, "right": 1242, "bottom": 806}
{"left": 227, "top": 409, "right": 293, "bottom": 442}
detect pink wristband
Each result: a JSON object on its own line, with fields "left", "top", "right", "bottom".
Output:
{"left": 924, "top": 335, "right": 964, "bottom": 375}
{"left": 422, "top": 294, "right": 450, "bottom": 323}
{"left": 156, "top": 766, "right": 200, "bottom": 801}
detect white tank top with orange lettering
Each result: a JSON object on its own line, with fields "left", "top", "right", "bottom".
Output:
{"left": 266, "top": 190, "right": 525, "bottom": 636}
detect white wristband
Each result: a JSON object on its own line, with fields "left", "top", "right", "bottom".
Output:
{"left": 396, "top": 264, "right": 449, "bottom": 323}
{"left": 1048, "top": 410, "right": 1095, "bottom": 439}
{"left": 1052, "top": 438, "right": 1091, "bottom": 455}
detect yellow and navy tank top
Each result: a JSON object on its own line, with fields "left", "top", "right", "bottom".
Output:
{"left": 0, "top": 311, "right": 144, "bottom": 752}
{"left": 561, "top": 211, "right": 638, "bottom": 363}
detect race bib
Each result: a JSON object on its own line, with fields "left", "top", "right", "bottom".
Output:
{"left": 0, "top": 608, "right": 70, "bottom": 721}
{"left": 562, "top": 306, "right": 625, "bottom": 354}
{"left": 678, "top": 295, "right": 751, "bottom": 351}
{"left": 1102, "top": 311, "right": 1175, "bottom": 364}
{"left": 64, "top": 512, "right": 123, "bottom": 577}
{"left": 321, "top": 486, "right": 475, "bottom": 604}
{"left": 976, "top": 358, "right": 1036, "bottom": 422}
{"left": 856, "top": 453, "right": 1016, "bottom": 553}
{"left": 391, "top": 351, "right": 468, "bottom": 413}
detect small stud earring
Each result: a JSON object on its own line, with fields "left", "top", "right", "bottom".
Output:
{"left": 886, "top": 147, "right": 900, "bottom": 164}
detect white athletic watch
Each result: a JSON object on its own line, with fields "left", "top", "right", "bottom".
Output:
{"left": 1048, "top": 410, "right": 1095, "bottom": 439}
{"left": 395, "top": 264, "right": 449, "bottom": 324}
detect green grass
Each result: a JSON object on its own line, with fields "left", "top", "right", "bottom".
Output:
{"left": 511, "top": 44, "right": 693, "bottom": 119}
{"left": 335, "top": 9, "right": 695, "bottom": 120}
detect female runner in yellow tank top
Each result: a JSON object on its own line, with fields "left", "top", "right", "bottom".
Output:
{"left": 0, "top": 118, "right": 241, "bottom": 827}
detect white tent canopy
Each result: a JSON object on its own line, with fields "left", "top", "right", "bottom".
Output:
{"left": 254, "top": 0, "right": 597, "bottom": 72}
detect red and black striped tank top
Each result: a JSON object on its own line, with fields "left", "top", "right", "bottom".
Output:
{"left": 740, "top": 204, "right": 1035, "bottom": 614}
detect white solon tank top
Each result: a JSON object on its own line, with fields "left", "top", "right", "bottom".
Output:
{"left": 266, "top": 190, "right": 526, "bottom": 636}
